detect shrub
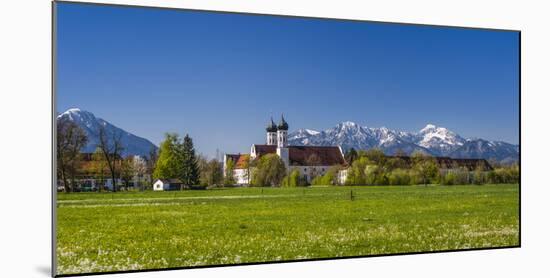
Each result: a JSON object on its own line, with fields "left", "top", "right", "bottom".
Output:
{"left": 441, "top": 171, "right": 458, "bottom": 185}
{"left": 388, "top": 169, "right": 411, "bottom": 185}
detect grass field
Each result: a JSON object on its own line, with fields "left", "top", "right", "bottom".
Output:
{"left": 56, "top": 184, "right": 519, "bottom": 275}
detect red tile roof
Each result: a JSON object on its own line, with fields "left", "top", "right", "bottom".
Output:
{"left": 289, "top": 146, "right": 346, "bottom": 166}
{"left": 226, "top": 154, "right": 251, "bottom": 169}
{"left": 253, "top": 145, "right": 277, "bottom": 156}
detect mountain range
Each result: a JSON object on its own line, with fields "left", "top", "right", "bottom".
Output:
{"left": 57, "top": 108, "right": 157, "bottom": 158}
{"left": 288, "top": 121, "right": 519, "bottom": 163}
{"left": 58, "top": 108, "right": 519, "bottom": 163}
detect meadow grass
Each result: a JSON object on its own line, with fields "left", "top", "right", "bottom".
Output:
{"left": 56, "top": 184, "right": 519, "bottom": 275}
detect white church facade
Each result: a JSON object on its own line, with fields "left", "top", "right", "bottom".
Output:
{"left": 223, "top": 116, "right": 348, "bottom": 186}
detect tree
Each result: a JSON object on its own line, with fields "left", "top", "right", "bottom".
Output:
{"left": 345, "top": 156, "right": 370, "bottom": 185}
{"left": 97, "top": 125, "right": 124, "bottom": 192}
{"left": 133, "top": 155, "right": 148, "bottom": 190}
{"left": 365, "top": 164, "right": 387, "bottom": 185}
{"left": 440, "top": 171, "right": 458, "bottom": 185}
{"left": 179, "top": 134, "right": 200, "bottom": 189}
{"left": 207, "top": 159, "right": 223, "bottom": 186}
{"left": 411, "top": 151, "right": 439, "bottom": 185}
{"left": 344, "top": 148, "right": 358, "bottom": 164}
{"left": 305, "top": 153, "right": 322, "bottom": 180}
{"left": 199, "top": 156, "right": 223, "bottom": 187}
{"left": 145, "top": 147, "right": 158, "bottom": 188}
{"left": 241, "top": 155, "right": 251, "bottom": 184}
{"left": 251, "top": 153, "right": 286, "bottom": 187}
{"left": 363, "top": 148, "right": 386, "bottom": 166}
{"left": 224, "top": 158, "right": 236, "bottom": 186}
{"left": 311, "top": 166, "right": 341, "bottom": 186}
{"left": 197, "top": 155, "right": 209, "bottom": 186}
{"left": 120, "top": 156, "right": 135, "bottom": 190}
{"left": 57, "top": 118, "right": 88, "bottom": 192}
{"left": 91, "top": 147, "right": 107, "bottom": 191}
{"left": 388, "top": 169, "right": 411, "bottom": 185}
{"left": 386, "top": 156, "right": 408, "bottom": 171}
{"left": 281, "top": 169, "right": 302, "bottom": 187}
{"left": 153, "top": 133, "right": 181, "bottom": 180}
{"left": 473, "top": 161, "right": 487, "bottom": 185}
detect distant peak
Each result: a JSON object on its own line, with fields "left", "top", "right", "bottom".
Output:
{"left": 305, "top": 129, "right": 320, "bottom": 135}
{"left": 60, "top": 107, "right": 92, "bottom": 116}
{"left": 340, "top": 121, "right": 358, "bottom": 127}
{"left": 423, "top": 124, "right": 437, "bottom": 130}
{"left": 67, "top": 107, "right": 81, "bottom": 113}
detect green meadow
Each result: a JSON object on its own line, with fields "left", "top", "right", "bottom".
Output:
{"left": 56, "top": 184, "right": 519, "bottom": 275}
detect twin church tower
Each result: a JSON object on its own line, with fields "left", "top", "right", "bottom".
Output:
{"left": 265, "top": 115, "right": 289, "bottom": 148}
{"left": 266, "top": 115, "right": 290, "bottom": 167}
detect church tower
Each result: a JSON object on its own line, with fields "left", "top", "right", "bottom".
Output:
{"left": 266, "top": 118, "right": 277, "bottom": 146}
{"left": 276, "top": 115, "right": 289, "bottom": 168}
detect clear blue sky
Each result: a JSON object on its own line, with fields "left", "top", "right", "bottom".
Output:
{"left": 55, "top": 2, "right": 519, "bottom": 158}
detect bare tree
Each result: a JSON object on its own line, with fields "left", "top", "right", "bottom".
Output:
{"left": 306, "top": 153, "right": 322, "bottom": 179}
{"left": 120, "top": 156, "right": 135, "bottom": 190}
{"left": 133, "top": 156, "right": 148, "bottom": 191}
{"left": 145, "top": 147, "right": 158, "bottom": 188}
{"left": 57, "top": 118, "right": 88, "bottom": 192}
{"left": 97, "top": 125, "right": 124, "bottom": 192}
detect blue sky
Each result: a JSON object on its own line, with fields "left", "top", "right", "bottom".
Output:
{"left": 55, "top": 2, "right": 519, "bottom": 158}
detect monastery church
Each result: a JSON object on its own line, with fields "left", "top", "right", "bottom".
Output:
{"left": 223, "top": 116, "right": 348, "bottom": 185}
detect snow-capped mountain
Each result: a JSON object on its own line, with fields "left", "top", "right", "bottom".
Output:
{"left": 288, "top": 121, "right": 518, "bottom": 163}
{"left": 449, "top": 139, "right": 519, "bottom": 164}
{"left": 414, "top": 124, "right": 466, "bottom": 156}
{"left": 57, "top": 108, "right": 157, "bottom": 158}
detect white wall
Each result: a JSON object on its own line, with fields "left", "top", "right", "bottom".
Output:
{"left": 289, "top": 165, "right": 332, "bottom": 183}
{"left": 233, "top": 169, "right": 249, "bottom": 185}
{"left": 153, "top": 180, "right": 165, "bottom": 191}
{"left": 2, "top": 1, "right": 549, "bottom": 278}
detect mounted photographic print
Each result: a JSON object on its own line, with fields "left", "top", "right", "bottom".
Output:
{"left": 53, "top": 1, "right": 520, "bottom": 276}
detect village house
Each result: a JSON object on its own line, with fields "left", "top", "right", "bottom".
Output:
{"left": 224, "top": 116, "right": 348, "bottom": 185}
{"left": 153, "top": 179, "right": 184, "bottom": 191}
{"left": 57, "top": 153, "right": 150, "bottom": 192}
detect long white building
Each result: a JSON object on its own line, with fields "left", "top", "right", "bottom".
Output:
{"left": 224, "top": 116, "right": 348, "bottom": 185}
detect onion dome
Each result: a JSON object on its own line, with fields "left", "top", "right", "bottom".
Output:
{"left": 277, "top": 115, "right": 289, "bottom": 131}
{"left": 266, "top": 117, "right": 277, "bottom": 132}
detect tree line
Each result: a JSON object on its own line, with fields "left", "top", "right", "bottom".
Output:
{"left": 340, "top": 148, "right": 519, "bottom": 186}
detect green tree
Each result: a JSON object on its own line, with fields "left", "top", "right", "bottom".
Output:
{"left": 153, "top": 133, "right": 181, "bottom": 180}
{"left": 207, "top": 159, "right": 223, "bottom": 186}
{"left": 440, "top": 171, "right": 458, "bottom": 185}
{"left": 224, "top": 158, "right": 236, "bottom": 186}
{"left": 345, "top": 156, "right": 370, "bottom": 185}
{"left": 473, "top": 161, "right": 487, "bottom": 185}
{"left": 311, "top": 166, "right": 341, "bottom": 186}
{"left": 411, "top": 151, "right": 439, "bottom": 185}
{"left": 200, "top": 157, "right": 223, "bottom": 187}
{"left": 282, "top": 169, "right": 301, "bottom": 187}
{"left": 388, "top": 169, "right": 411, "bottom": 185}
{"left": 363, "top": 148, "right": 386, "bottom": 166}
{"left": 197, "top": 155, "right": 209, "bottom": 186}
{"left": 345, "top": 148, "right": 358, "bottom": 164}
{"left": 179, "top": 134, "right": 200, "bottom": 189}
{"left": 364, "top": 164, "right": 381, "bottom": 185}
{"left": 251, "top": 153, "right": 286, "bottom": 187}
